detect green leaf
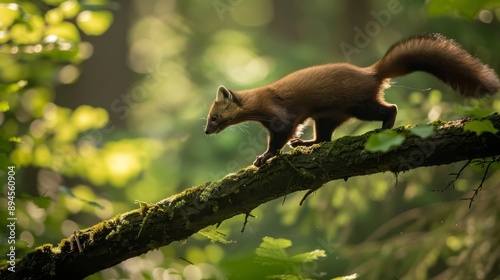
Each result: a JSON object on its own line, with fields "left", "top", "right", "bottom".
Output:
{"left": 20, "top": 193, "right": 52, "bottom": 209}
{"left": 410, "top": 125, "right": 435, "bottom": 139}
{"left": 77, "top": 10, "right": 113, "bottom": 36}
{"left": 197, "top": 228, "right": 235, "bottom": 244}
{"left": 454, "top": 104, "right": 492, "bottom": 118}
{"left": 255, "top": 236, "right": 327, "bottom": 279}
{"left": 464, "top": 120, "right": 499, "bottom": 136}
{"left": 288, "top": 249, "right": 326, "bottom": 263}
{"left": 365, "top": 130, "right": 405, "bottom": 152}
{"left": 256, "top": 237, "right": 290, "bottom": 265}
{"left": 260, "top": 236, "right": 293, "bottom": 249}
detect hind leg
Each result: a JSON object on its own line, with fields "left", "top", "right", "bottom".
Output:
{"left": 289, "top": 118, "right": 346, "bottom": 147}
{"left": 347, "top": 99, "right": 398, "bottom": 129}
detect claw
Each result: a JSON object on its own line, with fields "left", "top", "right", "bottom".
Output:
{"left": 253, "top": 152, "right": 274, "bottom": 167}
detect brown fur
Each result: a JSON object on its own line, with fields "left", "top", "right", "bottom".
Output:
{"left": 205, "top": 33, "right": 499, "bottom": 167}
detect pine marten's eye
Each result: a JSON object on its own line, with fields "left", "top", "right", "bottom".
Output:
{"left": 210, "top": 115, "right": 217, "bottom": 122}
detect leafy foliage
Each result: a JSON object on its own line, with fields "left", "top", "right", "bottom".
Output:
{"left": 364, "top": 130, "right": 406, "bottom": 152}
{"left": 464, "top": 119, "right": 499, "bottom": 136}
{"left": 197, "top": 228, "right": 235, "bottom": 244}
{"left": 19, "top": 193, "right": 52, "bottom": 210}
{"left": 409, "top": 125, "right": 435, "bottom": 139}
{"left": 255, "top": 237, "right": 326, "bottom": 279}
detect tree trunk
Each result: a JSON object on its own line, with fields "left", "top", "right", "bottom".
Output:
{"left": 2, "top": 113, "right": 500, "bottom": 279}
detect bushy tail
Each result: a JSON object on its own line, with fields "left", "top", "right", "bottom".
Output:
{"left": 373, "top": 33, "right": 500, "bottom": 97}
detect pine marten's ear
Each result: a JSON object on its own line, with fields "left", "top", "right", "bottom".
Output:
{"left": 216, "top": 85, "right": 241, "bottom": 106}
{"left": 216, "top": 85, "right": 232, "bottom": 102}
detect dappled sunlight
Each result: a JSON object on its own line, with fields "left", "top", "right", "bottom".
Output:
{"left": 105, "top": 150, "right": 141, "bottom": 185}
{"left": 1, "top": 0, "right": 499, "bottom": 279}
{"left": 222, "top": 47, "right": 271, "bottom": 85}
{"left": 58, "top": 64, "right": 80, "bottom": 84}
{"left": 70, "top": 105, "right": 108, "bottom": 131}
{"left": 60, "top": 219, "right": 79, "bottom": 237}
{"left": 21, "top": 88, "right": 53, "bottom": 118}
{"left": 204, "top": 30, "right": 274, "bottom": 86}
{"left": 94, "top": 198, "right": 114, "bottom": 219}
{"left": 128, "top": 16, "right": 189, "bottom": 73}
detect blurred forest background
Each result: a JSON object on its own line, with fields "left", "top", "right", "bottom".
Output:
{"left": 1, "top": 0, "right": 500, "bottom": 279}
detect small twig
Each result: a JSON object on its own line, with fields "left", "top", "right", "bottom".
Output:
{"left": 393, "top": 172, "right": 399, "bottom": 189}
{"left": 299, "top": 189, "right": 315, "bottom": 206}
{"left": 70, "top": 236, "right": 74, "bottom": 252}
{"left": 282, "top": 194, "right": 287, "bottom": 206}
{"left": 73, "top": 231, "right": 83, "bottom": 253}
{"left": 179, "top": 257, "right": 194, "bottom": 265}
{"left": 241, "top": 212, "right": 255, "bottom": 233}
{"left": 433, "top": 159, "right": 471, "bottom": 192}
{"left": 460, "top": 158, "right": 494, "bottom": 209}
{"left": 138, "top": 211, "right": 152, "bottom": 238}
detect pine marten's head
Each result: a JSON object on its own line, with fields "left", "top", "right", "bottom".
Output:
{"left": 205, "top": 86, "right": 242, "bottom": 135}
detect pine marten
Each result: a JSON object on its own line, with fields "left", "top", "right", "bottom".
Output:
{"left": 204, "top": 33, "right": 500, "bottom": 167}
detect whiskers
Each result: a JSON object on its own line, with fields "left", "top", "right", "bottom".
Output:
{"left": 234, "top": 124, "right": 251, "bottom": 135}
{"left": 200, "top": 123, "right": 253, "bottom": 136}
{"left": 223, "top": 123, "right": 252, "bottom": 135}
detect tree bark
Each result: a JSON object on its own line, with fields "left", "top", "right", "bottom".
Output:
{"left": 2, "top": 113, "right": 500, "bottom": 280}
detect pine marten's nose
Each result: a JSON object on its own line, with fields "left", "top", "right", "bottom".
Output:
{"left": 204, "top": 129, "right": 209, "bottom": 134}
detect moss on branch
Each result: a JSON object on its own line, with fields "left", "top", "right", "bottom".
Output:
{"left": 2, "top": 113, "right": 500, "bottom": 280}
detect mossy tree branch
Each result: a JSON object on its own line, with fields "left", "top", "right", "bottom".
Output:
{"left": 2, "top": 114, "right": 500, "bottom": 280}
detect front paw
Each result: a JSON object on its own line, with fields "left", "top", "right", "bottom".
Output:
{"left": 253, "top": 153, "right": 273, "bottom": 167}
